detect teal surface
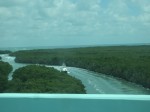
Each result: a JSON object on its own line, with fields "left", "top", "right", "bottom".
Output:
{"left": 0, "top": 95, "right": 150, "bottom": 112}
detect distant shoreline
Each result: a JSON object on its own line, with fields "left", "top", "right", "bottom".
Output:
{"left": 0, "top": 43, "right": 150, "bottom": 51}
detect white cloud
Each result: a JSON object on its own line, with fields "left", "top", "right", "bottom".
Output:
{"left": 0, "top": 7, "right": 12, "bottom": 17}
{"left": 0, "top": 0, "right": 150, "bottom": 47}
{"left": 0, "top": 0, "right": 29, "bottom": 7}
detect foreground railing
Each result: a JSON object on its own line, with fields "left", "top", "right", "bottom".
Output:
{"left": 0, "top": 94, "right": 150, "bottom": 112}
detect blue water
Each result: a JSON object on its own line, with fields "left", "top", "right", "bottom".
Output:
{"left": 0, "top": 97, "right": 150, "bottom": 112}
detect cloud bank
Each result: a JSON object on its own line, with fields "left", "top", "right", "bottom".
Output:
{"left": 0, "top": 0, "right": 150, "bottom": 47}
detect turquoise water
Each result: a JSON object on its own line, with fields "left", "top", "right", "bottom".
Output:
{"left": 0, "top": 96, "right": 150, "bottom": 112}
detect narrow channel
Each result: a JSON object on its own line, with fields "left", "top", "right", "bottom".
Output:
{"left": 1, "top": 54, "right": 150, "bottom": 94}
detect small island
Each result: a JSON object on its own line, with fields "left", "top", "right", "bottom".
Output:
{"left": 5, "top": 65, "right": 86, "bottom": 93}
{"left": 0, "top": 50, "right": 11, "bottom": 54}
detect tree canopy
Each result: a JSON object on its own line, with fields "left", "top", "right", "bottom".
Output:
{"left": 0, "top": 50, "right": 11, "bottom": 54}
{"left": 6, "top": 65, "right": 86, "bottom": 93}
{"left": 0, "top": 61, "right": 13, "bottom": 92}
{"left": 10, "top": 45, "right": 150, "bottom": 89}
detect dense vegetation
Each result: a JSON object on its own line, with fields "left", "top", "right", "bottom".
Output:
{"left": 10, "top": 45, "right": 150, "bottom": 89}
{"left": 0, "top": 50, "right": 11, "bottom": 54}
{"left": 0, "top": 61, "right": 13, "bottom": 92}
{"left": 5, "top": 65, "right": 86, "bottom": 93}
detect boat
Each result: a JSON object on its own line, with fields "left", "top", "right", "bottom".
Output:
{"left": 61, "top": 63, "right": 69, "bottom": 73}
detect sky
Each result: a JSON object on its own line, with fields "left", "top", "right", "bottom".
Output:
{"left": 0, "top": 0, "right": 150, "bottom": 47}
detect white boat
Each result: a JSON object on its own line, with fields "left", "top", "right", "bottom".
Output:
{"left": 61, "top": 63, "right": 70, "bottom": 73}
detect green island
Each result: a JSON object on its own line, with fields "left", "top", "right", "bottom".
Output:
{"left": 0, "top": 61, "right": 13, "bottom": 92}
{"left": 5, "top": 65, "right": 86, "bottom": 93}
{"left": 10, "top": 45, "right": 150, "bottom": 89}
{"left": 0, "top": 50, "right": 12, "bottom": 54}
